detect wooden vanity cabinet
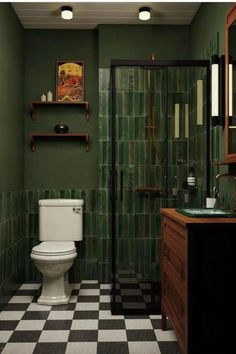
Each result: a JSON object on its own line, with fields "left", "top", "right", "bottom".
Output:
{"left": 161, "top": 208, "right": 236, "bottom": 354}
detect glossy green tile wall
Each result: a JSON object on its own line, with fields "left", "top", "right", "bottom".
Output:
{"left": 0, "top": 190, "right": 25, "bottom": 308}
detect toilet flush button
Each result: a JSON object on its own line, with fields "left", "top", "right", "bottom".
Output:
{"left": 73, "top": 207, "right": 82, "bottom": 213}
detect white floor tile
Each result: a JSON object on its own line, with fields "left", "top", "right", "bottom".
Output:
{"left": 27, "top": 303, "right": 51, "bottom": 311}
{"left": 79, "top": 289, "right": 100, "bottom": 296}
{"left": 15, "top": 320, "right": 46, "bottom": 331}
{"left": 9, "top": 296, "right": 34, "bottom": 304}
{"left": 99, "top": 295, "right": 111, "bottom": 303}
{"left": 71, "top": 319, "right": 99, "bottom": 330}
{"left": 0, "top": 311, "right": 24, "bottom": 320}
{"left": 19, "top": 284, "right": 40, "bottom": 290}
{"left": 69, "top": 296, "right": 77, "bottom": 303}
{"left": 38, "top": 330, "right": 69, "bottom": 342}
{"left": 48, "top": 311, "right": 74, "bottom": 320}
{"left": 100, "top": 284, "right": 111, "bottom": 290}
{"left": 125, "top": 319, "right": 152, "bottom": 330}
{"left": 154, "top": 329, "right": 177, "bottom": 341}
{"left": 75, "top": 303, "right": 99, "bottom": 311}
{"left": 1, "top": 343, "right": 36, "bottom": 354}
{"left": 70, "top": 283, "right": 80, "bottom": 289}
{"left": 149, "top": 315, "right": 162, "bottom": 319}
{"left": 81, "top": 280, "right": 98, "bottom": 284}
{"left": 128, "top": 341, "right": 161, "bottom": 354}
{"left": 0, "top": 331, "right": 13, "bottom": 343}
{"left": 66, "top": 342, "right": 97, "bottom": 354}
{"left": 98, "top": 310, "right": 124, "bottom": 320}
{"left": 98, "top": 329, "right": 127, "bottom": 342}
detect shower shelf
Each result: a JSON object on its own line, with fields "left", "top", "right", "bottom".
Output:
{"left": 30, "top": 133, "right": 90, "bottom": 152}
{"left": 135, "top": 186, "right": 163, "bottom": 193}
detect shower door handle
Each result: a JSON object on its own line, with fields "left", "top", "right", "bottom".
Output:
{"left": 120, "top": 170, "right": 123, "bottom": 201}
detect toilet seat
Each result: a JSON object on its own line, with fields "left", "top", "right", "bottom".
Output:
{"left": 32, "top": 241, "right": 76, "bottom": 257}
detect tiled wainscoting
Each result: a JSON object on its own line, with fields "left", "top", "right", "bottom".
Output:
{"left": 0, "top": 191, "right": 25, "bottom": 309}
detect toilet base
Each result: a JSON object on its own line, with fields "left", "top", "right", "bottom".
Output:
{"left": 37, "top": 291, "right": 71, "bottom": 305}
{"left": 37, "top": 270, "right": 72, "bottom": 306}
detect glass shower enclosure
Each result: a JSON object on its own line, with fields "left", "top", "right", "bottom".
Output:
{"left": 110, "top": 59, "right": 210, "bottom": 315}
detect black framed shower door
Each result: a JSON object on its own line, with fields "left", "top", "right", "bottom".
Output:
{"left": 110, "top": 59, "right": 210, "bottom": 315}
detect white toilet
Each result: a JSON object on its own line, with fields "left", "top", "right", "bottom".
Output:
{"left": 30, "top": 199, "right": 84, "bottom": 305}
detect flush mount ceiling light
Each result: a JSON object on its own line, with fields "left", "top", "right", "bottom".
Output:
{"left": 61, "top": 6, "right": 73, "bottom": 20}
{"left": 139, "top": 7, "right": 151, "bottom": 21}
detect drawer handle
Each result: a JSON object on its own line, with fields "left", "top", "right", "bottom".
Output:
{"left": 174, "top": 304, "right": 184, "bottom": 315}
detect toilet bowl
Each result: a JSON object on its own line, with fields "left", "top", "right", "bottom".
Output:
{"left": 30, "top": 199, "right": 84, "bottom": 306}
{"left": 31, "top": 241, "right": 77, "bottom": 305}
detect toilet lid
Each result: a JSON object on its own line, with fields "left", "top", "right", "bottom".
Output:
{"left": 32, "top": 242, "right": 76, "bottom": 256}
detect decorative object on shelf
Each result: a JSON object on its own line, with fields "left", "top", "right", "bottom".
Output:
{"left": 41, "top": 94, "right": 46, "bottom": 102}
{"left": 47, "top": 91, "right": 53, "bottom": 102}
{"left": 56, "top": 61, "right": 84, "bottom": 102}
{"left": 187, "top": 167, "right": 196, "bottom": 187}
{"left": 54, "top": 122, "right": 69, "bottom": 134}
{"left": 30, "top": 133, "right": 89, "bottom": 152}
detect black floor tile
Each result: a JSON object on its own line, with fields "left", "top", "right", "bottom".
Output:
{"left": 100, "top": 289, "right": 110, "bottom": 295}
{"left": 126, "top": 329, "right": 157, "bottom": 341}
{"left": 73, "top": 311, "right": 99, "bottom": 319}
{"left": 2, "top": 304, "right": 29, "bottom": 311}
{"left": 43, "top": 320, "right": 72, "bottom": 330}
{"left": 97, "top": 342, "right": 129, "bottom": 354}
{"left": 22, "top": 311, "right": 49, "bottom": 320}
{"left": 33, "top": 342, "right": 67, "bottom": 354}
{"left": 0, "top": 321, "right": 19, "bottom": 330}
{"left": 15, "top": 290, "right": 39, "bottom": 296}
{"left": 0, "top": 343, "right": 5, "bottom": 352}
{"left": 77, "top": 296, "right": 99, "bottom": 303}
{"left": 9, "top": 330, "right": 41, "bottom": 342}
{"left": 151, "top": 319, "right": 172, "bottom": 330}
{"left": 68, "top": 330, "right": 98, "bottom": 342}
{"left": 125, "top": 315, "right": 149, "bottom": 319}
{"left": 99, "top": 302, "right": 111, "bottom": 310}
{"left": 99, "top": 319, "right": 126, "bottom": 329}
{"left": 51, "top": 303, "right": 76, "bottom": 311}
{"left": 80, "top": 284, "right": 100, "bottom": 289}
{"left": 158, "top": 341, "right": 181, "bottom": 354}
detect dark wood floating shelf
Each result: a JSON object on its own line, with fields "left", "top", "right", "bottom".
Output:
{"left": 30, "top": 133, "right": 89, "bottom": 152}
{"left": 30, "top": 101, "right": 89, "bottom": 121}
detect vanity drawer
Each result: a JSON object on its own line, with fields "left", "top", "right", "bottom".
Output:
{"left": 163, "top": 240, "right": 186, "bottom": 298}
{"left": 163, "top": 216, "right": 187, "bottom": 249}
{"left": 162, "top": 272, "right": 187, "bottom": 352}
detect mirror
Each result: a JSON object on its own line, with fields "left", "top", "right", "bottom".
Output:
{"left": 226, "top": 5, "right": 236, "bottom": 161}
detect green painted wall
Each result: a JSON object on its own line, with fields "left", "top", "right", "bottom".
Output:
{"left": 190, "top": 3, "right": 232, "bottom": 59}
{"left": 24, "top": 30, "right": 98, "bottom": 189}
{"left": 0, "top": 3, "right": 24, "bottom": 308}
{"left": 99, "top": 25, "right": 190, "bottom": 67}
{"left": 0, "top": 4, "right": 24, "bottom": 192}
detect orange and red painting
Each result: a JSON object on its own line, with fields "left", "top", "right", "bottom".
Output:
{"left": 56, "top": 61, "right": 84, "bottom": 102}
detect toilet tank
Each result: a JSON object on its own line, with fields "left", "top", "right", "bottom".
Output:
{"left": 39, "top": 199, "right": 84, "bottom": 241}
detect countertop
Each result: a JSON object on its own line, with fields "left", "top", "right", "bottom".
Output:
{"left": 161, "top": 208, "right": 236, "bottom": 226}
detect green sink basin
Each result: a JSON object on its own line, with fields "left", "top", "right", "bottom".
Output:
{"left": 176, "top": 208, "right": 236, "bottom": 218}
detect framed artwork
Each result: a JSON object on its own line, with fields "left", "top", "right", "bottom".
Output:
{"left": 56, "top": 61, "right": 84, "bottom": 102}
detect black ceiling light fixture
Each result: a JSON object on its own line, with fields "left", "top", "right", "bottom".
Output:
{"left": 61, "top": 6, "right": 73, "bottom": 20}
{"left": 139, "top": 7, "right": 151, "bottom": 21}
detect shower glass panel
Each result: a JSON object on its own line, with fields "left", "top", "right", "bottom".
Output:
{"left": 110, "top": 61, "right": 210, "bottom": 315}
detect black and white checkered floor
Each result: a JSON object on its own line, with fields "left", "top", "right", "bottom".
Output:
{"left": 0, "top": 281, "right": 180, "bottom": 354}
